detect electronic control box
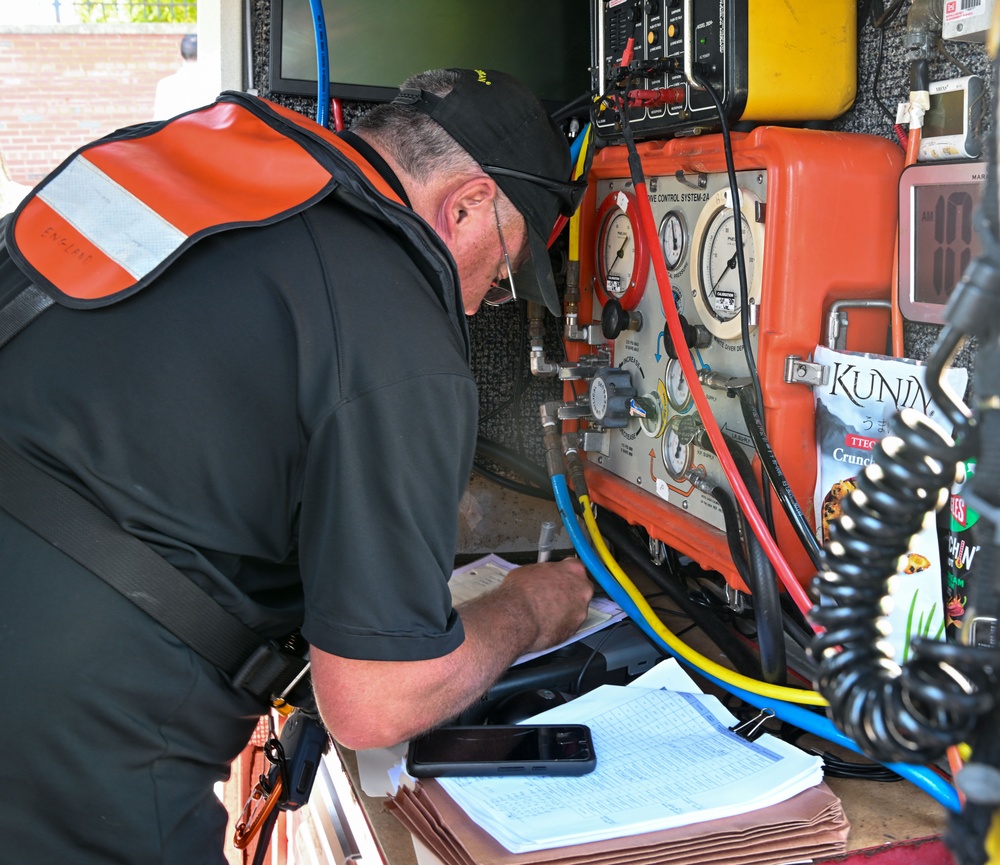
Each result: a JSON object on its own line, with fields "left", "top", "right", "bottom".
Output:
{"left": 563, "top": 128, "right": 903, "bottom": 587}
{"left": 591, "top": 0, "right": 858, "bottom": 142}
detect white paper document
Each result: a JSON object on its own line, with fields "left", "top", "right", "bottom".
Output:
{"left": 435, "top": 683, "right": 824, "bottom": 854}
{"left": 448, "top": 554, "right": 626, "bottom": 665}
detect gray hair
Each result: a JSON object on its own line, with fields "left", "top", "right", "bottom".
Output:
{"left": 353, "top": 69, "right": 520, "bottom": 226}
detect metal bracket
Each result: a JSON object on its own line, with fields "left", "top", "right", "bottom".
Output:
{"left": 784, "top": 355, "right": 830, "bottom": 387}
{"left": 556, "top": 401, "right": 592, "bottom": 421}
{"left": 579, "top": 430, "right": 611, "bottom": 456}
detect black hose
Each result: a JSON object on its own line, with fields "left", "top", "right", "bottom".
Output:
{"left": 594, "top": 508, "right": 763, "bottom": 680}
{"left": 707, "top": 483, "right": 784, "bottom": 684}
{"left": 472, "top": 461, "right": 554, "bottom": 501}
{"left": 721, "top": 438, "right": 788, "bottom": 685}
{"left": 708, "top": 483, "right": 755, "bottom": 592}
{"left": 476, "top": 436, "right": 552, "bottom": 489}
{"left": 738, "top": 391, "right": 824, "bottom": 570}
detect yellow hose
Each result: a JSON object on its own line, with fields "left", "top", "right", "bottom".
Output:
{"left": 579, "top": 494, "right": 829, "bottom": 707}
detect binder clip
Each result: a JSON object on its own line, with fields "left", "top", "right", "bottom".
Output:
{"left": 728, "top": 708, "right": 775, "bottom": 742}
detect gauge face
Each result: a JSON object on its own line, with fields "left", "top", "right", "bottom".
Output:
{"left": 690, "top": 188, "right": 765, "bottom": 341}
{"left": 659, "top": 210, "right": 687, "bottom": 271}
{"left": 595, "top": 191, "right": 649, "bottom": 310}
{"left": 700, "top": 209, "right": 754, "bottom": 321}
{"left": 665, "top": 359, "right": 692, "bottom": 413}
{"left": 601, "top": 211, "right": 634, "bottom": 297}
{"left": 661, "top": 416, "right": 693, "bottom": 481}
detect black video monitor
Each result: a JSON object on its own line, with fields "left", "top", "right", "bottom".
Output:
{"left": 268, "top": 0, "right": 592, "bottom": 114}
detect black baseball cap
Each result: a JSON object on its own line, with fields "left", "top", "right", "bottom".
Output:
{"left": 393, "top": 69, "right": 586, "bottom": 316}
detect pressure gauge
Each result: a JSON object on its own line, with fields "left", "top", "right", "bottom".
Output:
{"left": 690, "top": 188, "right": 765, "bottom": 341}
{"left": 659, "top": 210, "right": 687, "bottom": 272}
{"left": 664, "top": 358, "right": 693, "bottom": 413}
{"left": 595, "top": 191, "right": 649, "bottom": 310}
{"left": 661, "top": 415, "right": 694, "bottom": 481}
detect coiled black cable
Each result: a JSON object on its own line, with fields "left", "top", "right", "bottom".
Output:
{"left": 811, "top": 53, "right": 1000, "bottom": 765}
{"left": 809, "top": 405, "right": 997, "bottom": 763}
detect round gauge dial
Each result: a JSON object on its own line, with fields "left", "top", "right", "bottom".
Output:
{"left": 595, "top": 191, "right": 649, "bottom": 310}
{"left": 664, "top": 358, "right": 693, "bottom": 413}
{"left": 661, "top": 415, "right": 694, "bottom": 481}
{"left": 659, "top": 210, "right": 687, "bottom": 272}
{"left": 690, "top": 188, "right": 765, "bottom": 341}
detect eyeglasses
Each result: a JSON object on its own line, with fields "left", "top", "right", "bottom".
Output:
{"left": 480, "top": 164, "right": 588, "bottom": 215}
{"left": 483, "top": 198, "right": 518, "bottom": 307}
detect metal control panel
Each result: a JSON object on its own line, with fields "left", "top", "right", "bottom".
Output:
{"left": 587, "top": 167, "right": 765, "bottom": 531}
{"left": 591, "top": 0, "right": 858, "bottom": 142}
{"left": 564, "top": 128, "right": 903, "bottom": 587}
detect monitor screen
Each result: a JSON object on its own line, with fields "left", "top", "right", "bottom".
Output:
{"left": 268, "top": 0, "right": 592, "bottom": 110}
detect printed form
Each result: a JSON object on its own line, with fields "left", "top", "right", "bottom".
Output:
{"left": 435, "top": 683, "right": 823, "bottom": 853}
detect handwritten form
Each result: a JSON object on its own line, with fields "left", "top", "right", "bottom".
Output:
{"left": 448, "top": 554, "right": 626, "bottom": 664}
{"left": 435, "top": 683, "right": 823, "bottom": 853}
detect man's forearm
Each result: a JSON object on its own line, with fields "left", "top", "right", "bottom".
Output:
{"left": 310, "top": 587, "right": 537, "bottom": 749}
{"left": 310, "top": 558, "right": 592, "bottom": 750}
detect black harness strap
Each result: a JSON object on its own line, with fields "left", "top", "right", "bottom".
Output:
{"left": 0, "top": 216, "right": 55, "bottom": 352}
{"left": 0, "top": 215, "right": 307, "bottom": 704}
{"left": 0, "top": 435, "right": 307, "bottom": 702}
{"left": 0, "top": 283, "right": 53, "bottom": 351}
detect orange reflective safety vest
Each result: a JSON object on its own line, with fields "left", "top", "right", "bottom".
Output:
{"left": 3, "top": 91, "right": 411, "bottom": 311}
{"left": 0, "top": 92, "right": 459, "bottom": 702}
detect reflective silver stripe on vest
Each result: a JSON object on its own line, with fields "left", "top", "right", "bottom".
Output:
{"left": 37, "top": 156, "right": 187, "bottom": 279}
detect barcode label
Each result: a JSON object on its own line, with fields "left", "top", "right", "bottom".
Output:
{"left": 961, "top": 0, "right": 982, "bottom": 9}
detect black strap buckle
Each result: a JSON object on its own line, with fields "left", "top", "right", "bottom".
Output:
{"left": 232, "top": 643, "right": 310, "bottom": 706}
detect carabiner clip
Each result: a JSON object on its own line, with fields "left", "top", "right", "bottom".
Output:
{"left": 233, "top": 719, "right": 288, "bottom": 850}
{"left": 233, "top": 770, "right": 284, "bottom": 850}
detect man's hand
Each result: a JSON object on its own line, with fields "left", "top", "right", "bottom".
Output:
{"left": 310, "top": 557, "right": 594, "bottom": 750}
{"left": 481, "top": 558, "right": 593, "bottom": 654}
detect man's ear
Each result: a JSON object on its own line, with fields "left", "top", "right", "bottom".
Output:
{"left": 436, "top": 176, "right": 497, "bottom": 246}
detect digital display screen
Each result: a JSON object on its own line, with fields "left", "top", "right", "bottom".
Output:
{"left": 899, "top": 161, "right": 987, "bottom": 325}
{"left": 924, "top": 89, "right": 966, "bottom": 139}
{"left": 912, "top": 181, "right": 982, "bottom": 306}
{"left": 269, "top": 0, "right": 591, "bottom": 107}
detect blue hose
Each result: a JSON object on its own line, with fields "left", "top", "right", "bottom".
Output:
{"left": 550, "top": 473, "right": 961, "bottom": 813}
{"left": 569, "top": 124, "right": 589, "bottom": 165}
{"left": 307, "top": 0, "right": 330, "bottom": 128}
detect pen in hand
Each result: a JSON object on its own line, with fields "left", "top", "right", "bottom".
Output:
{"left": 536, "top": 520, "right": 557, "bottom": 563}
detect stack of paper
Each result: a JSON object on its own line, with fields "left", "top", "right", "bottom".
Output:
{"left": 388, "top": 662, "right": 849, "bottom": 865}
{"left": 389, "top": 781, "right": 848, "bottom": 865}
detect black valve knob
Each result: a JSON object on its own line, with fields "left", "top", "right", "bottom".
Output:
{"left": 602, "top": 298, "right": 642, "bottom": 340}
{"left": 589, "top": 368, "right": 636, "bottom": 428}
{"left": 662, "top": 314, "right": 712, "bottom": 358}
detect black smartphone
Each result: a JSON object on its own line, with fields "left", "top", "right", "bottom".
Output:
{"left": 405, "top": 724, "right": 596, "bottom": 778}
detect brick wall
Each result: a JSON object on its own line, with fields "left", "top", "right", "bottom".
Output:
{"left": 0, "top": 26, "right": 193, "bottom": 187}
